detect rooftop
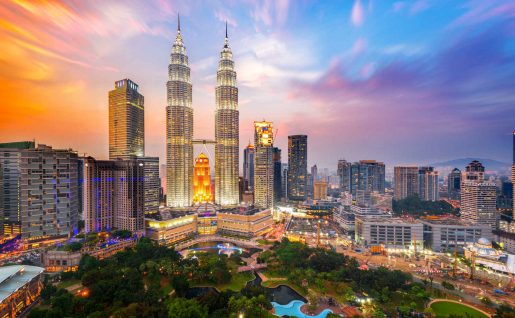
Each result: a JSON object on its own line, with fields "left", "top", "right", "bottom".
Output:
{"left": 0, "top": 265, "right": 44, "bottom": 303}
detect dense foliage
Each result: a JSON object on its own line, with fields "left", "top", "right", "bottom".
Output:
{"left": 392, "top": 195, "right": 458, "bottom": 216}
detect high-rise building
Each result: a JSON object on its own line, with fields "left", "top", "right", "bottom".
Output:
{"left": 193, "top": 153, "right": 212, "bottom": 203}
{"left": 281, "top": 163, "right": 288, "bottom": 199}
{"left": 215, "top": 24, "right": 239, "bottom": 206}
{"left": 108, "top": 79, "right": 144, "bottom": 160}
{"left": 461, "top": 181, "right": 498, "bottom": 230}
{"left": 0, "top": 162, "right": 3, "bottom": 236}
{"left": 243, "top": 143, "right": 255, "bottom": 191}
{"left": 350, "top": 160, "right": 385, "bottom": 197}
{"left": 513, "top": 130, "right": 515, "bottom": 165}
{"left": 287, "top": 135, "right": 308, "bottom": 201}
{"left": 418, "top": 167, "right": 439, "bottom": 201}
{"left": 394, "top": 166, "right": 419, "bottom": 200}
{"left": 463, "top": 160, "right": 485, "bottom": 182}
{"left": 83, "top": 157, "right": 145, "bottom": 235}
{"left": 166, "top": 17, "right": 193, "bottom": 208}
{"left": 313, "top": 181, "right": 328, "bottom": 200}
{"left": 254, "top": 121, "right": 274, "bottom": 209}
{"left": 138, "top": 157, "right": 160, "bottom": 216}
{"left": 512, "top": 166, "right": 515, "bottom": 220}
{"left": 20, "top": 145, "right": 79, "bottom": 242}
{"left": 0, "top": 141, "right": 35, "bottom": 236}
{"left": 272, "top": 147, "right": 282, "bottom": 205}
{"left": 447, "top": 168, "right": 461, "bottom": 200}
{"left": 337, "top": 159, "right": 351, "bottom": 193}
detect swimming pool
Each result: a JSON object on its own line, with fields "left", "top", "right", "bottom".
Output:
{"left": 272, "top": 300, "right": 333, "bottom": 318}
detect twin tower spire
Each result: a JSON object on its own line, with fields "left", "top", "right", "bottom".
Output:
{"left": 166, "top": 15, "right": 239, "bottom": 208}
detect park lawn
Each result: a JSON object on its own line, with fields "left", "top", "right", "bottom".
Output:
{"left": 56, "top": 278, "right": 81, "bottom": 289}
{"left": 431, "top": 301, "right": 488, "bottom": 318}
{"left": 216, "top": 271, "right": 255, "bottom": 291}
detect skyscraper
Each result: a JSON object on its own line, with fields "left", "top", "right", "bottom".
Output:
{"left": 281, "top": 163, "right": 288, "bottom": 200}
{"left": 108, "top": 79, "right": 144, "bottom": 160}
{"left": 461, "top": 181, "right": 497, "bottom": 230}
{"left": 272, "top": 147, "right": 282, "bottom": 205}
{"left": 394, "top": 166, "right": 419, "bottom": 200}
{"left": 166, "top": 16, "right": 193, "bottom": 208}
{"left": 418, "top": 167, "right": 439, "bottom": 201}
{"left": 254, "top": 121, "right": 274, "bottom": 209}
{"left": 447, "top": 168, "right": 461, "bottom": 200}
{"left": 350, "top": 160, "right": 385, "bottom": 197}
{"left": 215, "top": 24, "right": 239, "bottom": 206}
{"left": 243, "top": 143, "right": 255, "bottom": 191}
{"left": 193, "top": 153, "right": 212, "bottom": 203}
{"left": 20, "top": 145, "right": 79, "bottom": 242}
{"left": 287, "top": 135, "right": 307, "bottom": 201}
{"left": 83, "top": 157, "right": 145, "bottom": 235}
{"left": 138, "top": 157, "right": 160, "bottom": 216}
{"left": 0, "top": 141, "right": 35, "bottom": 236}
{"left": 463, "top": 160, "right": 485, "bottom": 182}
{"left": 337, "top": 159, "right": 351, "bottom": 193}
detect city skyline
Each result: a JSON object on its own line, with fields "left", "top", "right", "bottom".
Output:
{"left": 1, "top": 1, "right": 515, "bottom": 170}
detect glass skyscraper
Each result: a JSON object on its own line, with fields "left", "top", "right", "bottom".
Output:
{"left": 287, "top": 135, "right": 307, "bottom": 201}
{"left": 108, "top": 79, "right": 144, "bottom": 160}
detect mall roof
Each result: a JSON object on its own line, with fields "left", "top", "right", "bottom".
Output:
{"left": 0, "top": 265, "right": 44, "bottom": 303}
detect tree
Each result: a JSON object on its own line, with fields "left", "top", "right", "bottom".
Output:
{"left": 168, "top": 298, "right": 208, "bottom": 318}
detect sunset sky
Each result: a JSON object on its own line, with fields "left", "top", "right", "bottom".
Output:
{"left": 1, "top": 0, "right": 514, "bottom": 169}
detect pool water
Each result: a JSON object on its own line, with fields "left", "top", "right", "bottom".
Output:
{"left": 272, "top": 300, "right": 333, "bottom": 318}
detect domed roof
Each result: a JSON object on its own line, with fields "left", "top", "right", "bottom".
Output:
{"left": 477, "top": 237, "right": 491, "bottom": 246}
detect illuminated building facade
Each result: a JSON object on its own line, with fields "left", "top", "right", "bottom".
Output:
{"left": 0, "top": 141, "right": 35, "bottom": 236}
{"left": 313, "top": 181, "right": 328, "bottom": 200}
{"left": 243, "top": 143, "right": 255, "bottom": 191}
{"left": 166, "top": 17, "right": 193, "bottom": 208}
{"left": 138, "top": 157, "right": 160, "bottom": 216}
{"left": 287, "top": 135, "right": 308, "bottom": 201}
{"left": 20, "top": 145, "right": 79, "bottom": 243}
{"left": 254, "top": 121, "right": 274, "bottom": 209}
{"left": 394, "top": 166, "right": 419, "bottom": 200}
{"left": 418, "top": 166, "right": 439, "bottom": 201}
{"left": 193, "top": 153, "right": 213, "bottom": 203}
{"left": 108, "top": 79, "right": 144, "bottom": 160}
{"left": 461, "top": 180, "right": 498, "bottom": 230}
{"left": 0, "top": 265, "right": 44, "bottom": 318}
{"left": 83, "top": 157, "right": 145, "bottom": 235}
{"left": 215, "top": 25, "right": 239, "bottom": 206}
{"left": 463, "top": 160, "right": 485, "bottom": 182}
{"left": 146, "top": 212, "right": 198, "bottom": 246}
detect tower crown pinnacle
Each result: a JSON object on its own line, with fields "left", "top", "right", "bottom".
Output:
{"left": 178, "top": 13, "right": 181, "bottom": 31}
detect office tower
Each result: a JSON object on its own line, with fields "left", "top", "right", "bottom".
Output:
{"left": 418, "top": 167, "right": 439, "bottom": 201}
{"left": 254, "top": 121, "right": 274, "bottom": 208}
{"left": 348, "top": 160, "right": 386, "bottom": 197}
{"left": 193, "top": 153, "right": 212, "bottom": 203}
{"left": 166, "top": 17, "right": 193, "bottom": 208}
{"left": 138, "top": 157, "right": 160, "bottom": 215}
{"left": 394, "top": 166, "right": 419, "bottom": 200}
{"left": 215, "top": 24, "right": 239, "bottom": 206}
{"left": 447, "top": 168, "right": 461, "bottom": 200}
{"left": 243, "top": 143, "right": 255, "bottom": 191}
{"left": 337, "top": 159, "right": 351, "bottom": 193}
{"left": 281, "top": 163, "right": 288, "bottom": 199}
{"left": 313, "top": 181, "right": 327, "bottom": 200}
{"left": 0, "top": 141, "right": 35, "bottom": 236}
{"left": 83, "top": 157, "right": 145, "bottom": 235}
{"left": 272, "top": 147, "right": 282, "bottom": 205}
{"left": 20, "top": 145, "right": 79, "bottom": 241}
{"left": 513, "top": 130, "right": 515, "bottom": 165}
{"left": 108, "top": 79, "right": 144, "bottom": 160}
{"left": 464, "top": 160, "right": 485, "bottom": 182}
{"left": 512, "top": 166, "right": 515, "bottom": 220}
{"left": 287, "top": 135, "right": 308, "bottom": 201}
{"left": 311, "top": 164, "right": 318, "bottom": 182}
{"left": 461, "top": 181, "right": 498, "bottom": 230}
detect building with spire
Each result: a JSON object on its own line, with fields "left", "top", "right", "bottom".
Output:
{"left": 215, "top": 22, "right": 239, "bottom": 206}
{"left": 166, "top": 15, "right": 194, "bottom": 208}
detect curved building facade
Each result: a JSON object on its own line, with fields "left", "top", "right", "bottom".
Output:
{"left": 215, "top": 26, "right": 239, "bottom": 206}
{"left": 166, "top": 19, "right": 194, "bottom": 207}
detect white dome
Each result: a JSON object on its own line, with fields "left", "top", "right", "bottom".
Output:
{"left": 477, "top": 237, "right": 491, "bottom": 246}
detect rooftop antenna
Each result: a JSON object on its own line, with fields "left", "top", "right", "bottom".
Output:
{"left": 178, "top": 13, "right": 180, "bottom": 31}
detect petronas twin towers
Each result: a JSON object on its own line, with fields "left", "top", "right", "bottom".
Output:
{"left": 166, "top": 17, "right": 239, "bottom": 208}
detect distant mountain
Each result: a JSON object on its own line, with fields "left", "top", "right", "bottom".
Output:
{"left": 427, "top": 158, "right": 511, "bottom": 176}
